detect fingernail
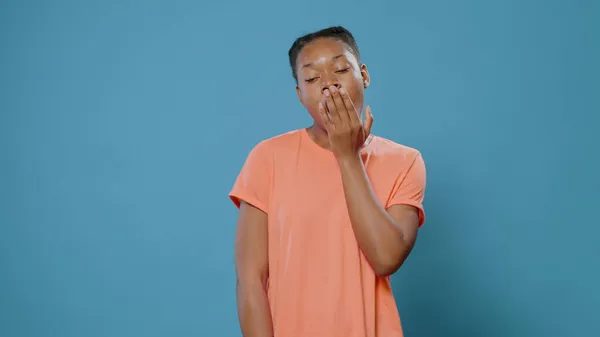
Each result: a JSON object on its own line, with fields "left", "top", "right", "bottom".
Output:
{"left": 339, "top": 87, "right": 346, "bottom": 94}
{"left": 324, "top": 89, "right": 330, "bottom": 96}
{"left": 329, "top": 86, "right": 337, "bottom": 93}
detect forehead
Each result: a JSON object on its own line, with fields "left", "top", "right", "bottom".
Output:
{"left": 296, "top": 38, "right": 358, "bottom": 68}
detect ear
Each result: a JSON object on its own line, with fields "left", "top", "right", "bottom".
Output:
{"left": 296, "top": 85, "right": 304, "bottom": 105}
{"left": 360, "top": 64, "right": 370, "bottom": 89}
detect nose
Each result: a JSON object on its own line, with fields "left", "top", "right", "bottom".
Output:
{"left": 321, "top": 75, "right": 341, "bottom": 93}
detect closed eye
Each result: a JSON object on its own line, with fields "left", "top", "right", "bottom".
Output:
{"left": 335, "top": 68, "right": 350, "bottom": 73}
{"left": 305, "top": 77, "right": 319, "bottom": 83}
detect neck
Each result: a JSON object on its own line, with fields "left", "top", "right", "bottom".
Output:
{"left": 306, "top": 123, "right": 331, "bottom": 150}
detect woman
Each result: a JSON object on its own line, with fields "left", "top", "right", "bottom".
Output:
{"left": 229, "top": 26, "right": 427, "bottom": 337}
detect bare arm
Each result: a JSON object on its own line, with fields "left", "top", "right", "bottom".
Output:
{"left": 337, "top": 156, "right": 420, "bottom": 277}
{"left": 234, "top": 201, "right": 273, "bottom": 337}
{"left": 319, "top": 86, "right": 422, "bottom": 277}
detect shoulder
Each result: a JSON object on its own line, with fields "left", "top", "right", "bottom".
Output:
{"left": 370, "top": 135, "right": 424, "bottom": 167}
{"left": 249, "top": 129, "right": 304, "bottom": 156}
{"left": 370, "top": 137, "right": 427, "bottom": 202}
{"left": 244, "top": 130, "right": 302, "bottom": 160}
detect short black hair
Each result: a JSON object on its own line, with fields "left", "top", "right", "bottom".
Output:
{"left": 288, "top": 26, "right": 360, "bottom": 83}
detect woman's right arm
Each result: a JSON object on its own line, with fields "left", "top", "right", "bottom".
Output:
{"left": 234, "top": 201, "right": 273, "bottom": 337}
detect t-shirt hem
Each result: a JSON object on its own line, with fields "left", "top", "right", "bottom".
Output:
{"left": 229, "top": 192, "right": 269, "bottom": 214}
{"left": 386, "top": 200, "right": 425, "bottom": 227}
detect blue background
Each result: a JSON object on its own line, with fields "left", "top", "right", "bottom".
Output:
{"left": 1, "top": 0, "right": 598, "bottom": 336}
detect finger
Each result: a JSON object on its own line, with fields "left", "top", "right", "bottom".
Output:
{"left": 318, "top": 102, "right": 332, "bottom": 129}
{"left": 339, "top": 87, "right": 359, "bottom": 125}
{"left": 363, "top": 105, "right": 374, "bottom": 137}
{"left": 330, "top": 87, "right": 349, "bottom": 124}
{"left": 324, "top": 89, "right": 340, "bottom": 124}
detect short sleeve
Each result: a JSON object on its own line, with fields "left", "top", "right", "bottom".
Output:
{"left": 387, "top": 152, "right": 427, "bottom": 227}
{"left": 229, "top": 142, "right": 272, "bottom": 214}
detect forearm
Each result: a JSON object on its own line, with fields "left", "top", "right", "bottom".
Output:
{"left": 337, "top": 154, "right": 412, "bottom": 276}
{"left": 236, "top": 280, "right": 273, "bottom": 337}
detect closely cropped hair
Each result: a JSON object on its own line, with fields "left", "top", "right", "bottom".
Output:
{"left": 288, "top": 26, "right": 361, "bottom": 83}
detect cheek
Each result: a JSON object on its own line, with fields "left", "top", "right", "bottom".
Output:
{"left": 342, "top": 71, "right": 365, "bottom": 94}
{"left": 345, "top": 83, "right": 364, "bottom": 102}
{"left": 352, "top": 67, "right": 363, "bottom": 81}
{"left": 300, "top": 89, "right": 322, "bottom": 112}
{"left": 305, "top": 87, "right": 325, "bottom": 105}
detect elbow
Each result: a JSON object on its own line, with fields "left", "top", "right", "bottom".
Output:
{"left": 236, "top": 270, "right": 269, "bottom": 291}
{"left": 371, "top": 252, "right": 408, "bottom": 277}
{"left": 371, "top": 235, "right": 417, "bottom": 277}
{"left": 372, "top": 260, "right": 402, "bottom": 277}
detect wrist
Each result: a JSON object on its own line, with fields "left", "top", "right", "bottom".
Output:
{"left": 335, "top": 152, "right": 363, "bottom": 169}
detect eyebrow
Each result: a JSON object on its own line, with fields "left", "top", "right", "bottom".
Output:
{"left": 301, "top": 54, "right": 346, "bottom": 69}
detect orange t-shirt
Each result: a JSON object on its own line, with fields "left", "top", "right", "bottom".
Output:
{"left": 229, "top": 128, "right": 426, "bottom": 337}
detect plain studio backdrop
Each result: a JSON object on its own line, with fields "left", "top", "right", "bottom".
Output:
{"left": 1, "top": 0, "right": 598, "bottom": 336}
